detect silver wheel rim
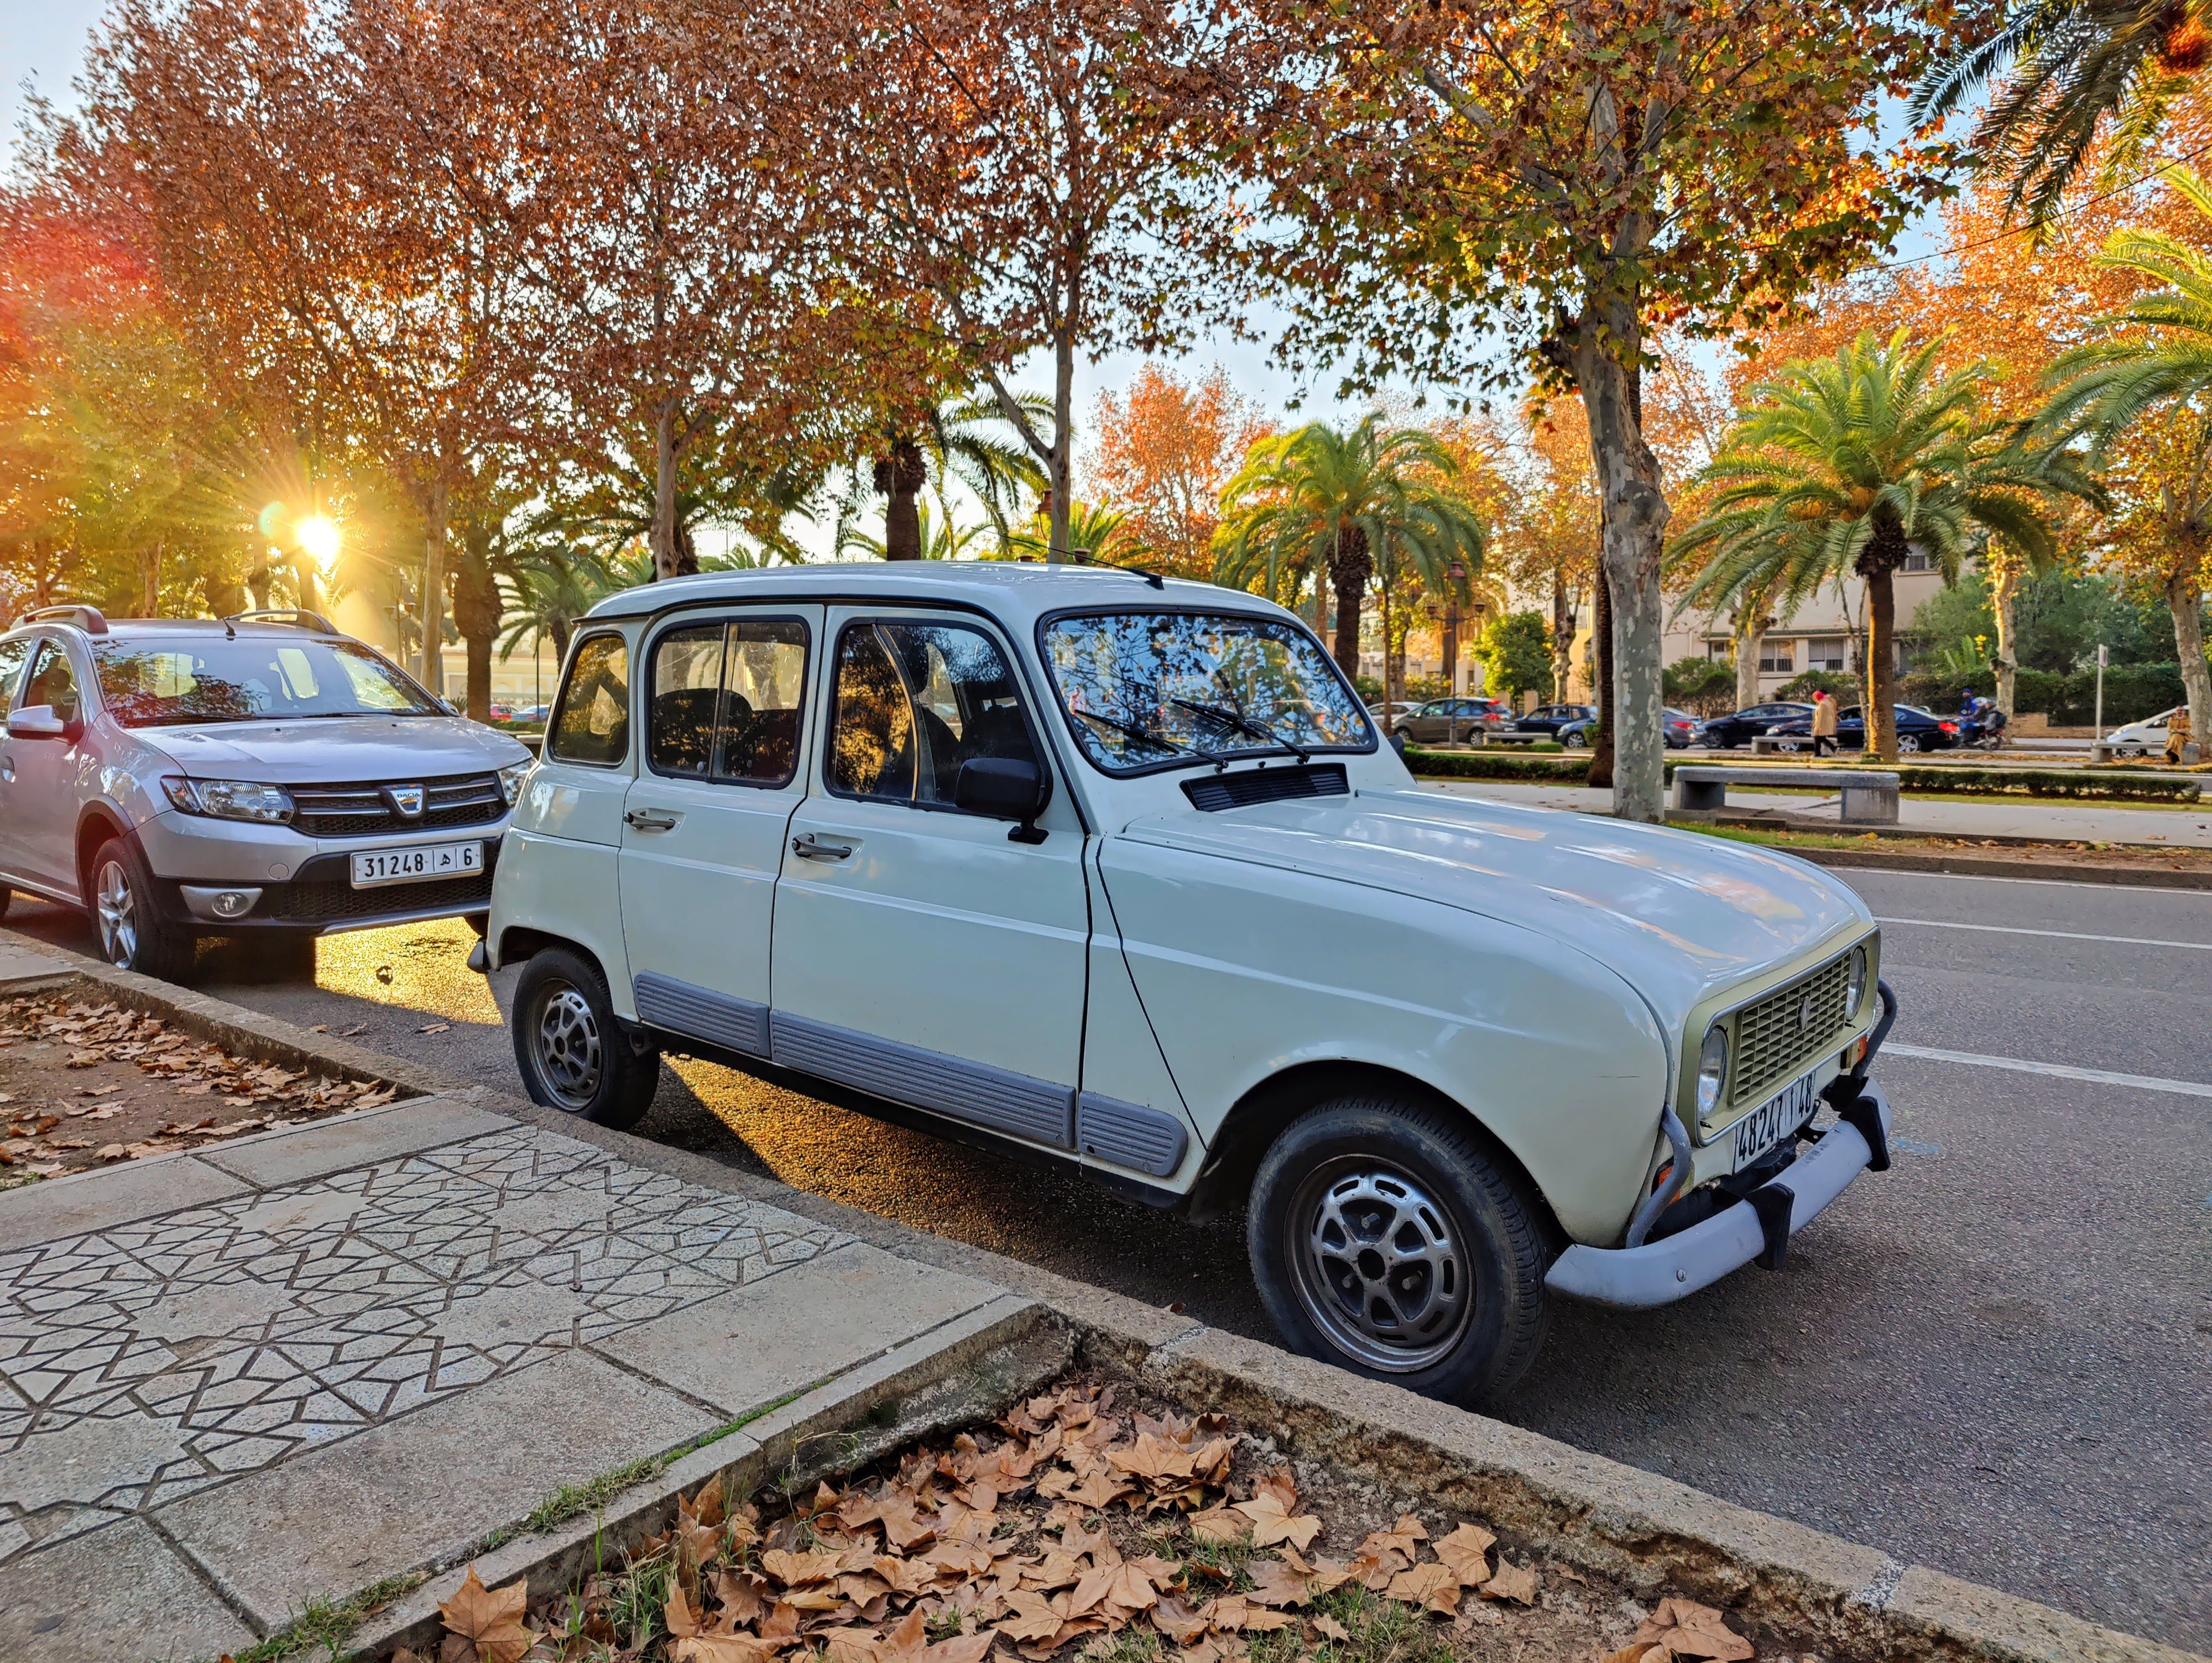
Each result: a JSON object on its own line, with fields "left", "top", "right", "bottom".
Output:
{"left": 1286, "top": 1158, "right": 1474, "bottom": 1373}
{"left": 532, "top": 984, "right": 602, "bottom": 1112}
{"left": 95, "top": 860, "right": 138, "bottom": 966}
{"left": 1900, "top": 735, "right": 1921, "bottom": 754}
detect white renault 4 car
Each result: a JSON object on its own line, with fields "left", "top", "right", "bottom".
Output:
{"left": 0, "top": 606, "right": 533, "bottom": 980}
{"left": 478, "top": 566, "right": 1897, "bottom": 1401}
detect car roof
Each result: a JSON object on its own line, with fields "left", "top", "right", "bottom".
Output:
{"left": 580, "top": 561, "right": 1296, "bottom": 631}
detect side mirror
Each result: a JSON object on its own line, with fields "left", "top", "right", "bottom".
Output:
{"left": 7, "top": 704, "right": 69, "bottom": 741}
{"left": 956, "top": 756, "right": 1050, "bottom": 844}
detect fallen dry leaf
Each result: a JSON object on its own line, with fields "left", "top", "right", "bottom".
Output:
{"left": 438, "top": 1566, "right": 532, "bottom": 1663}
{"left": 1433, "top": 1521, "right": 1496, "bottom": 1587}
{"left": 1629, "top": 1598, "right": 1755, "bottom": 1661}
{"left": 1387, "top": 1562, "right": 1460, "bottom": 1615}
{"left": 1311, "top": 1614, "right": 1351, "bottom": 1643}
{"left": 1233, "top": 1493, "right": 1321, "bottom": 1551}
{"left": 1481, "top": 1559, "right": 1538, "bottom": 1605}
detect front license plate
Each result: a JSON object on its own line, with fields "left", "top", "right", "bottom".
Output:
{"left": 349, "top": 842, "right": 482, "bottom": 888}
{"left": 1732, "top": 1069, "right": 1821, "bottom": 1171}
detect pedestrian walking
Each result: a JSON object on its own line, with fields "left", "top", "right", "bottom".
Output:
{"left": 1811, "top": 689, "right": 1838, "bottom": 757}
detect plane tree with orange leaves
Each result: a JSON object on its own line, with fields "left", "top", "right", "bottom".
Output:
{"left": 1088, "top": 364, "right": 1271, "bottom": 581}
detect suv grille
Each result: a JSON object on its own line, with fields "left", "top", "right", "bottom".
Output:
{"left": 1728, "top": 954, "right": 1855, "bottom": 1111}
{"left": 268, "top": 869, "right": 494, "bottom": 923}
{"left": 290, "top": 773, "right": 505, "bottom": 838}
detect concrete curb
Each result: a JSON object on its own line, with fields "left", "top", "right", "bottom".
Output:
{"left": 1751, "top": 844, "right": 2212, "bottom": 890}
{"left": 4, "top": 940, "right": 2200, "bottom": 1663}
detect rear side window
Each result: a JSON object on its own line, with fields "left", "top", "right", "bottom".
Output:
{"left": 547, "top": 632, "right": 630, "bottom": 766}
{"left": 645, "top": 618, "right": 808, "bottom": 786}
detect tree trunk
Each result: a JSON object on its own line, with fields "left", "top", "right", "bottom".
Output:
{"left": 293, "top": 555, "right": 320, "bottom": 620}
{"left": 1048, "top": 331, "right": 1076, "bottom": 562}
{"left": 1379, "top": 583, "right": 1396, "bottom": 734}
{"left": 549, "top": 614, "right": 573, "bottom": 664}
{"left": 1551, "top": 576, "right": 1574, "bottom": 701}
{"left": 1734, "top": 603, "right": 1763, "bottom": 709}
{"left": 1329, "top": 527, "right": 1371, "bottom": 683}
{"left": 875, "top": 438, "right": 927, "bottom": 560}
{"left": 651, "top": 401, "right": 683, "bottom": 582}
{"left": 421, "top": 480, "right": 449, "bottom": 691}
{"left": 205, "top": 575, "right": 245, "bottom": 618}
{"left": 1989, "top": 551, "right": 2019, "bottom": 718}
{"left": 2167, "top": 566, "right": 2211, "bottom": 757}
{"left": 1569, "top": 325, "right": 1668, "bottom": 823}
{"left": 246, "top": 563, "right": 273, "bottom": 611}
{"left": 450, "top": 527, "right": 504, "bottom": 724}
{"left": 1589, "top": 564, "right": 1615, "bottom": 789}
{"left": 141, "top": 542, "right": 161, "bottom": 616}
{"left": 1866, "top": 570, "right": 1899, "bottom": 762}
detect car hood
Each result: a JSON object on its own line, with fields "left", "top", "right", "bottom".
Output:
{"left": 1113, "top": 786, "right": 1871, "bottom": 1027}
{"left": 133, "top": 717, "right": 530, "bottom": 781}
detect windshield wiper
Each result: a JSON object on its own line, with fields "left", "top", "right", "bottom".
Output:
{"left": 1169, "top": 698, "right": 1311, "bottom": 762}
{"left": 1072, "top": 707, "right": 1228, "bottom": 767}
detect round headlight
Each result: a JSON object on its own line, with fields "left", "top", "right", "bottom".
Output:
{"left": 1695, "top": 1026, "right": 1730, "bottom": 1122}
{"left": 1845, "top": 945, "right": 1869, "bottom": 1016}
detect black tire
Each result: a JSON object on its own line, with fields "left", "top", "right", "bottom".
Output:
{"left": 0, "top": 885, "right": 10, "bottom": 921}
{"left": 87, "top": 836, "right": 197, "bottom": 983}
{"left": 1247, "top": 1094, "right": 1552, "bottom": 1405}
{"left": 510, "top": 946, "right": 659, "bottom": 1129}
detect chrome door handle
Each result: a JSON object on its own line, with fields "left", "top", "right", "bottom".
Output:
{"left": 0, "top": 759, "right": 12, "bottom": 783}
{"left": 790, "top": 833, "right": 853, "bottom": 861}
{"left": 624, "top": 809, "right": 679, "bottom": 832}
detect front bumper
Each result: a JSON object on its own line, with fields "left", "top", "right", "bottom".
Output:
{"left": 1546, "top": 1079, "right": 1893, "bottom": 1309}
{"left": 142, "top": 839, "right": 501, "bottom": 935}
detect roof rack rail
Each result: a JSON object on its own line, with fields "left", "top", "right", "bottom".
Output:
{"left": 15, "top": 605, "right": 109, "bottom": 635}
{"left": 220, "top": 609, "right": 337, "bottom": 635}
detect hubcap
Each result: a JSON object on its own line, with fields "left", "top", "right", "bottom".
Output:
{"left": 1286, "top": 1159, "right": 1473, "bottom": 1373}
{"left": 95, "top": 860, "right": 138, "bottom": 966}
{"left": 533, "top": 984, "right": 602, "bottom": 1112}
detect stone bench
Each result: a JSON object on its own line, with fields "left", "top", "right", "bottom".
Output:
{"left": 1672, "top": 765, "right": 1901, "bottom": 825}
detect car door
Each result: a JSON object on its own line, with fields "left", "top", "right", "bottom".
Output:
{"left": 0, "top": 635, "right": 40, "bottom": 891}
{"left": 617, "top": 608, "right": 821, "bottom": 1056}
{"left": 1401, "top": 702, "right": 1443, "bottom": 743}
{"left": 4, "top": 637, "right": 91, "bottom": 896}
{"left": 769, "top": 609, "right": 1089, "bottom": 1150}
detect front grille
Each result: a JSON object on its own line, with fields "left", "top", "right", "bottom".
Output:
{"left": 266, "top": 868, "right": 494, "bottom": 923}
{"left": 290, "top": 772, "right": 505, "bottom": 838}
{"left": 1729, "top": 954, "right": 1855, "bottom": 1110}
{"left": 1182, "top": 763, "right": 1349, "bottom": 812}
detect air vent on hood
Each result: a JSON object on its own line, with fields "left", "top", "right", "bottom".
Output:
{"left": 1181, "top": 763, "right": 1349, "bottom": 812}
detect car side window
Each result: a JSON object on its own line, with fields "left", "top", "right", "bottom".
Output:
{"left": 828, "top": 620, "right": 1040, "bottom": 807}
{"left": 646, "top": 618, "right": 808, "bottom": 786}
{"left": 23, "top": 641, "right": 80, "bottom": 723}
{"left": 0, "top": 639, "right": 31, "bottom": 709}
{"left": 547, "top": 632, "right": 630, "bottom": 766}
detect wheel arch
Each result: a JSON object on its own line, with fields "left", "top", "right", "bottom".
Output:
{"left": 75, "top": 804, "right": 134, "bottom": 904}
{"left": 497, "top": 924, "right": 600, "bottom": 981}
{"left": 1185, "top": 1058, "right": 1566, "bottom": 1249}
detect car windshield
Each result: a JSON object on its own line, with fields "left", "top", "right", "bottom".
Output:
{"left": 92, "top": 636, "right": 442, "bottom": 727}
{"left": 1040, "top": 610, "right": 1373, "bottom": 772}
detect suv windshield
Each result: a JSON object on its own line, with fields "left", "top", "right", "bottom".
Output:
{"left": 1040, "top": 610, "right": 1373, "bottom": 773}
{"left": 92, "top": 636, "right": 442, "bottom": 727}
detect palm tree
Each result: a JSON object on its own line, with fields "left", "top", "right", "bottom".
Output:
{"left": 1003, "top": 501, "right": 1146, "bottom": 567}
{"left": 856, "top": 390, "right": 1052, "bottom": 560}
{"left": 1913, "top": 0, "right": 2211, "bottom": 226}
{"left": 497, "top": 540, "right": 611, "bottom": 670}
{"left": 1214, "top": 416, "right": 1487, "bottom": 711}
{"left": 1674, "top": 331, "right": 2093, "bottom": 762}
{"left": 841, "top": 501, "right": 990, "bottom": 562}
{"left": 2038, "top": 166, "right": 2212, "bottom": 749}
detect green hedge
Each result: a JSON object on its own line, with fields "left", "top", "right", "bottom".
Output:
{"left": 1403, "top": 748, "right": 2200, "bottom": 801}
{"left": 1402, "top": 748, "right": 1590, "bottom": 783}
{"left": 1901, "top": 663, "right": 2188, "bottom": 726}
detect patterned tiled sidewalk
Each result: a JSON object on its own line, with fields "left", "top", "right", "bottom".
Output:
{"left": 0, "top": 1083, "right": 1024, "bottom": 1663}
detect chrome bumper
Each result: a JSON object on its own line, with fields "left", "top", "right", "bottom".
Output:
{"left": 1546, "top": 1080, "right": 1893, "bottom": 1309}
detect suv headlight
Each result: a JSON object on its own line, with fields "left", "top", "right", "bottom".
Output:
{"left": 1845, "top": 944, "right": 1870, "bottom": 1016}
{"left": 162, "top": 777, "right": 294, "bottom": 824}
{"left": 1695, "top": 1024, "right": 1730, "bottom": 1122}
{"left": 497, "top": 760, "right": 533, "bottom": 807}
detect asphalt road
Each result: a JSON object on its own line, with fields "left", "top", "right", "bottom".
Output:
{"left": 8, "top": 863, "right": 2209, "bottom": 1651}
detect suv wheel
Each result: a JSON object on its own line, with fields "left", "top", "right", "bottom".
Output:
{"left": 511, "top": 947, "right": 659, "bottom": 1129}
{"left": 90, "top": 837, "right": 196, "bottom": 982}
{"left": 1248, "top": 1094, "right": 1551, "bottom": 1405}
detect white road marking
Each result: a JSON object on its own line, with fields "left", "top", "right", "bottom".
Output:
{"left": 1884, "top": 1043, "right": 2212, "bottom": 1099}
{"left": 1846, "top": 867, "right": 2212, "bottom": 899}
{"left": 1872, "top": 916, "right": 2212, "bottom": 951}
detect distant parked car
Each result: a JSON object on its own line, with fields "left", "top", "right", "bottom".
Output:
{"left": 0, "top": 605, "right": 533, "bottom": 980}
{"left": 1695, "top": 702, "right": 1815, "bottom": 749}
{"left": 1399, "top": 696, "right": 1510, "bottom": 744}
{"left": 1516, "top": 703, "right": 1597, "bottom": 743}
{"left": 513, "top": 703, "right": 551, "bottom": 724}
{"left": 1663, "top": 708, "right": 1698, "bottom": 749}
{"left": 1765, "top": 703, "right": 1961, "bottom": 754}
{"left": 2106, "top": 707, "right": 2182, "bottom": 759}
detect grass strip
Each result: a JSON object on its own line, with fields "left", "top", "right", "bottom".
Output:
{"left": 229, "top": 1572, "right": 428, "bottom": 1663}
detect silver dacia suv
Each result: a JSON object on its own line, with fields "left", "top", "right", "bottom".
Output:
{"left": 0, "top": 606, "right": 533, "bottom": 980}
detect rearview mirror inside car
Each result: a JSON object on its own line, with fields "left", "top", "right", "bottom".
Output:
{"left": 956, "top": 756, "right": 1050, "bottom": 844}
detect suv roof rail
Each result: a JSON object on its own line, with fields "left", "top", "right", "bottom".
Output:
{"left": 16, "top": 604, "right": 109, "bottom": 635}
{"left": 220, "top": 609, "right": 337, "bottom": 635}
